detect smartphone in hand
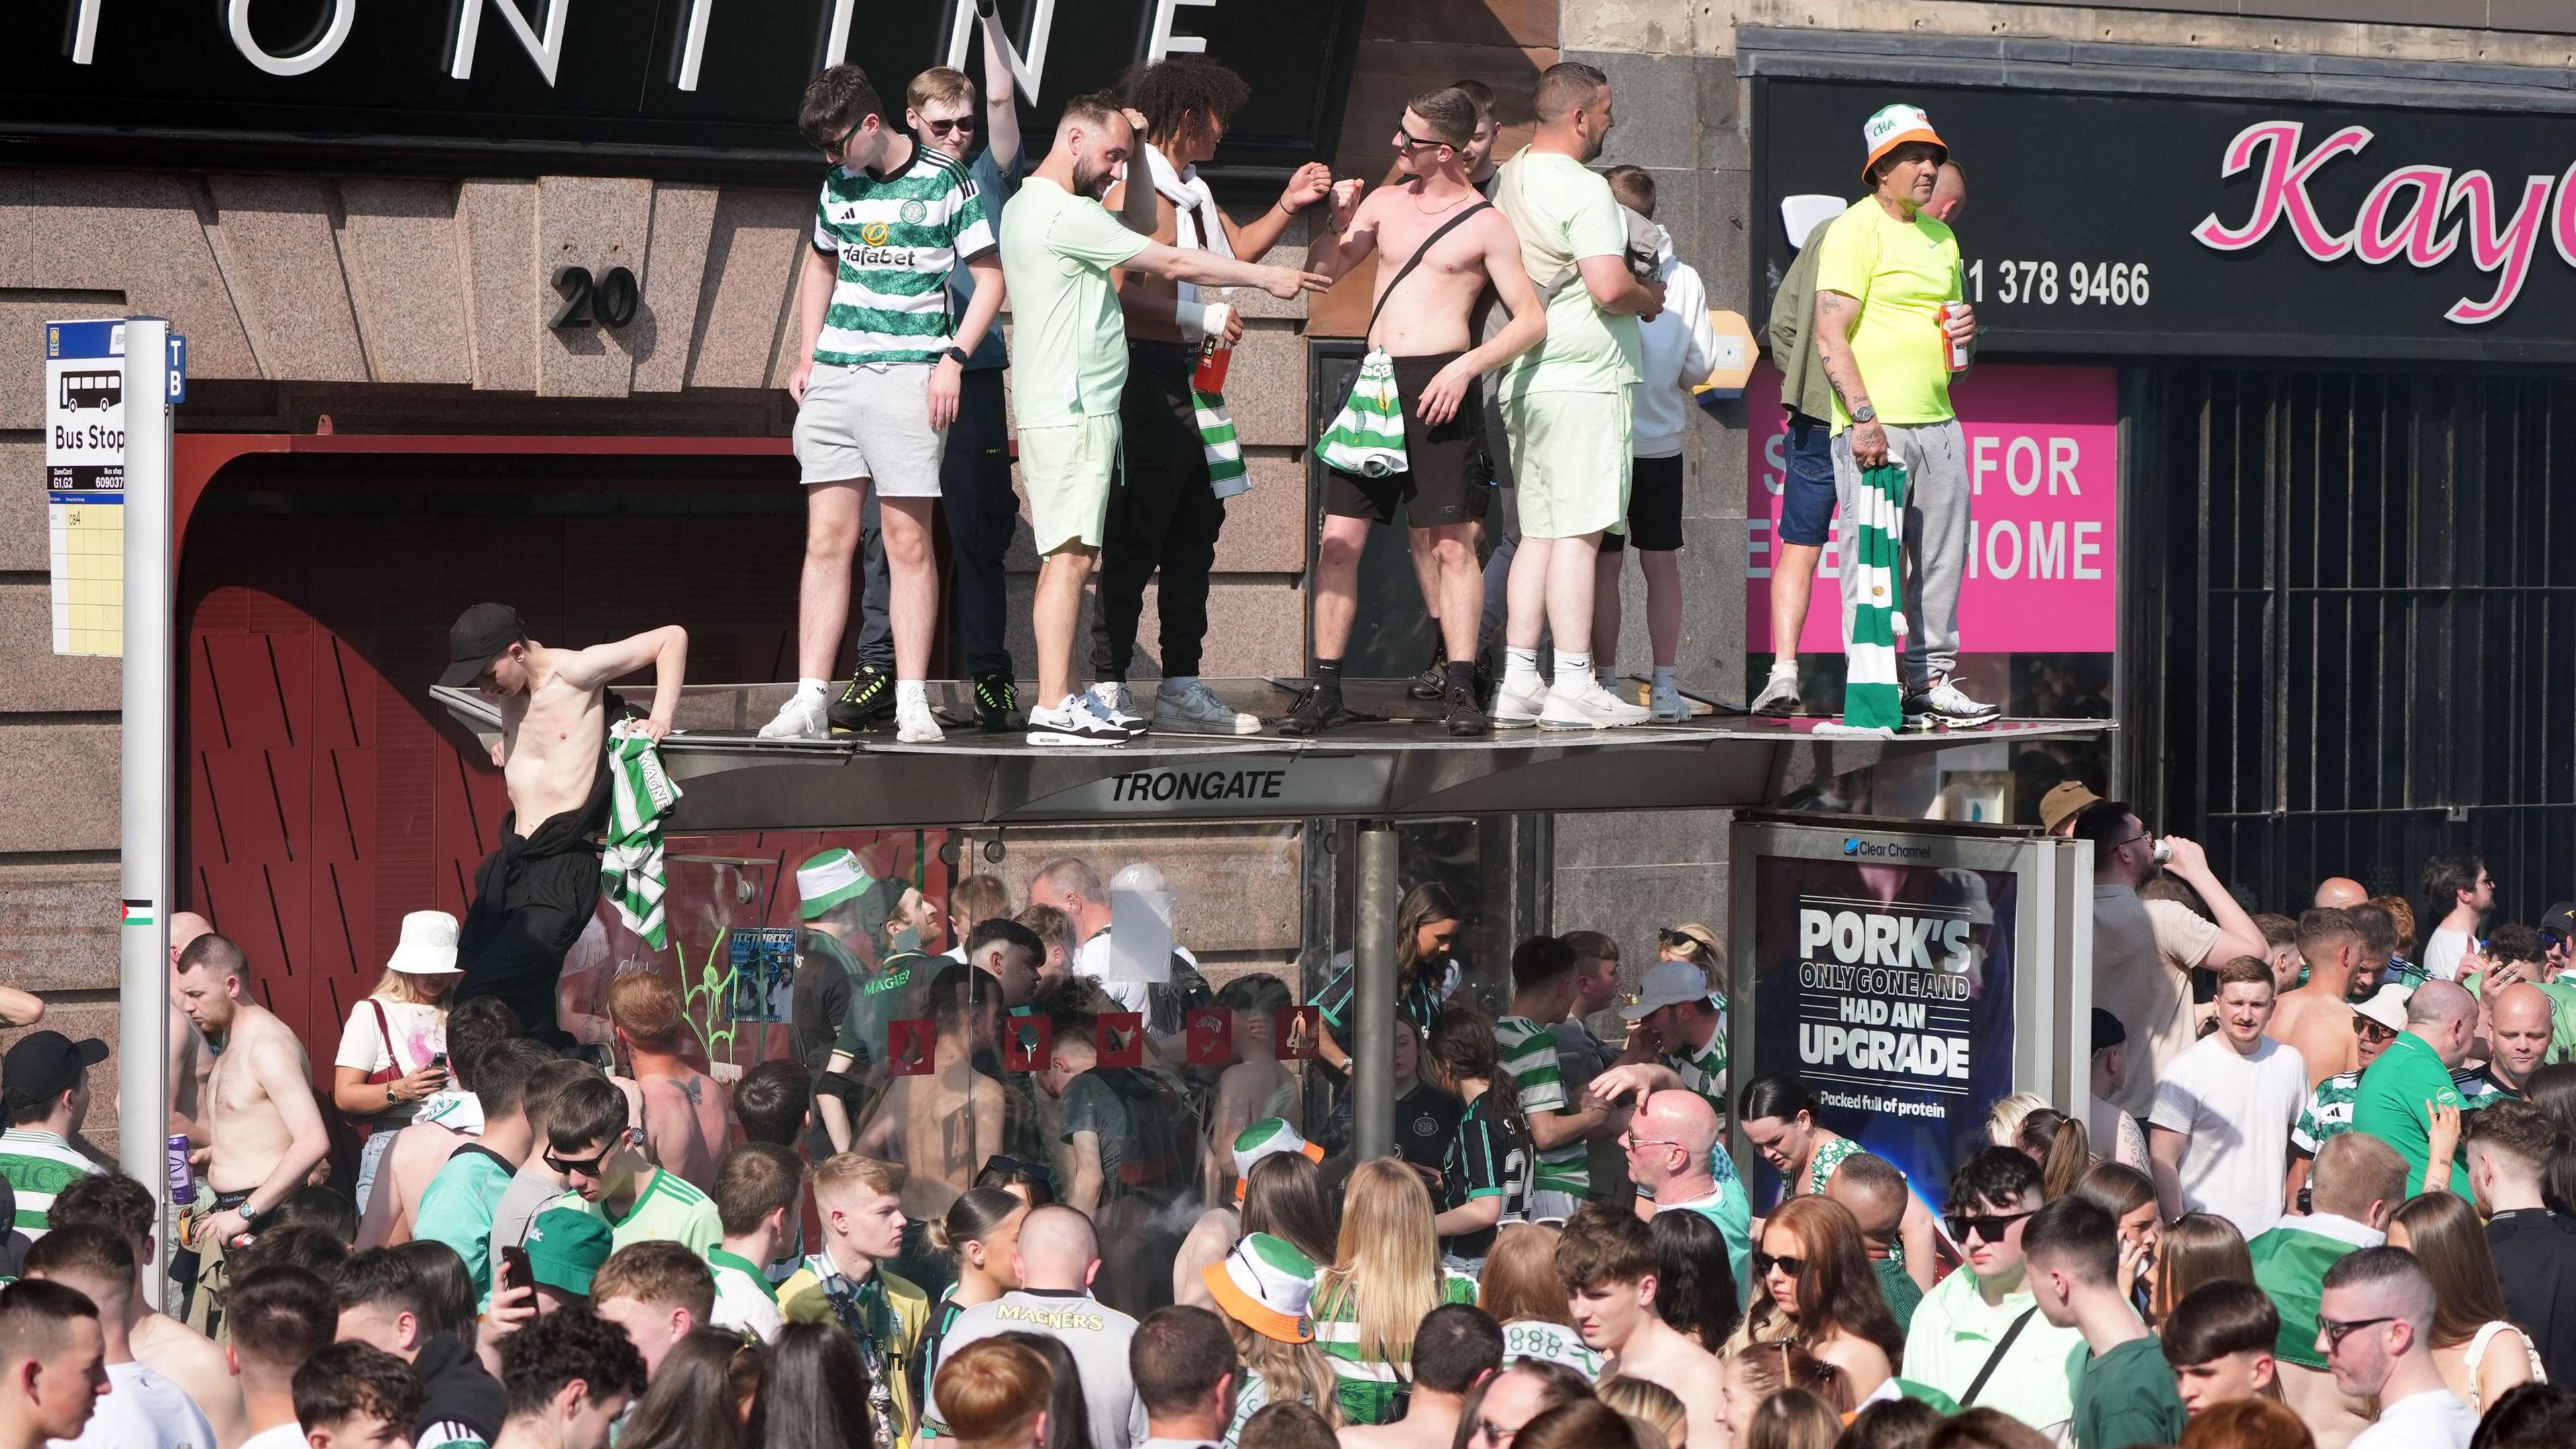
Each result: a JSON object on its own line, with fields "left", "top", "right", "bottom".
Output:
{"left": 500, "top": 1244, "right": 535, "bottom": 1298}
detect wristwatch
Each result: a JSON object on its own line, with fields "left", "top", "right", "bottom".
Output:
{"left": 1849, "top": 402, "right": 1878, "bottom": 425}
{"left": 941, "top": 346, "right": 971, "bottom": 366}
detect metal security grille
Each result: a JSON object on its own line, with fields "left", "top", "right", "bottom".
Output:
{"left": 2131, "top": 367, "right": 2576, "bottom": 914}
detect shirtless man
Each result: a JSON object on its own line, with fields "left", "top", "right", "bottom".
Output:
{"left": 1556, "top": 1204, "right": 1723, "bottom": 1448}
{"left": 852, "top": 965, "right": 1002, "bottom": 1225}
{"left": 171, "top": 934, "right": 328, "bottom": 1334}
{"left": 441, "top": 602, "right": 688, "bottom": 1039}
{"left": 166, "top": 912, "right": 216, "bottom": 1150}
{"left": 2269, "top": 908, "right": 2364, "bottom": 1089}
{"left": 608, "top": 972, "right": 740, "bottom": 1191}
{"left": 50, "top": 1172, "right": 246, "bottom": 1449}
{"left": 1289, "top": 87, "right": 1544, "bottom": 739}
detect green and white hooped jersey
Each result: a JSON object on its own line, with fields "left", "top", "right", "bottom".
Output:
{"left": 1495, "top": 1015, "right": 1586, "bottom": 1195}
{"left": 810, "top": 150, "right": 996, "bottom": 366}
{"left": 1500, "top": 1318, "right": 1605, "bottom": 1379}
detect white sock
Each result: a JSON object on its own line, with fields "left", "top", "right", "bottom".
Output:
{"left": 1654, "top": 665, "right": 1678, "bottom": 692}
{"left": 796, "top": 676, "right": 827, "bottom": 700}
{"left": 1769, "top": 658, "right": 1798, "bottom": 678}
{"left": 1502, "top": 647, "right": 1542, "bottom": 694}
{"left": 1164, "top": 675, "right": 1199, "bottom": 695}
{"left": 897, "top": 680, "right": 928, "bottom": 709}
{"left": 1553, "top": 650, "right": 1591, "bottom": 687}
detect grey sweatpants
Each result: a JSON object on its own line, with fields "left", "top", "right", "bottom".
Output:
{"left": 1830, "top": 418, "right": 1967, "bottom": 688}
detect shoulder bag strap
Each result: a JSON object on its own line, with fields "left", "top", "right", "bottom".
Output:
{"left": 1961, "top": 1305, "right": 2039, "bottom": 1407}
{"left": 365, "top": 1000, "right": 400, "bottom": 1085}
{"left": 1362, "top": 200, "right": 1493, "bottom": 343}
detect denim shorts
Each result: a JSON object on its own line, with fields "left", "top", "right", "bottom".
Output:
{"left": 1778, "top": 410, "right": 1838, "bottom": 546}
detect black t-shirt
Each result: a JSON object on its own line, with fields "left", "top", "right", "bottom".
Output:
{"left": 1438, "top": 1091, "right": 1531, "bottom": 1262}
{"left": 2488, "top": 1209, "right": 2576, "bottom": 1390}
{"left": 1395, "top": 1084, "right": 1464, "bottom": 1177}
{"left": 791, "top": 947, "right": 855, "bottom": 1079}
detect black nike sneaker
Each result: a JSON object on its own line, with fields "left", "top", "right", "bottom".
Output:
{"left": 972, "top": 671, "right": 1022, "bottom": 732}
{"left": 827, "top": 661, "right": 894, "bottom": 733}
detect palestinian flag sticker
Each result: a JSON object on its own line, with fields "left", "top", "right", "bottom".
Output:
{"left": 121, "top": 900, "right": 154, "bottom": 928}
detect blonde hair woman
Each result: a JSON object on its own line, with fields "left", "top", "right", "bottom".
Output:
{"left": 331, "top": 910, "right": 463, "bottom": 1211}
{"left": 1204, "top": 1233, "right": 1342, "bottom": 1446}
{"left": 1313, "top": 1158, "right": 1477, "bottom": 1425}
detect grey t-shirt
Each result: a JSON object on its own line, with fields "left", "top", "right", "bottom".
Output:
{"left": 1059, "top": 1071, "right": 1130, "bottom": 1193}
{"left": 486, "top": 1163, "right": 564, "bottom": 1266}
{"left": 927, "top": 1289, "right": 1148, "bottom": 1449}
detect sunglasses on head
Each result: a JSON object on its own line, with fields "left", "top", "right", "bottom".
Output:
{"left": 1752, "top": 1250, "right": 1807, "bottom": 1279}
{"left": 1944, "top": 1208, "right": 2037, "bottom": 1244}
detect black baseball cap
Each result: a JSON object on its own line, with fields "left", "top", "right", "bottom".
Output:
{"left": 440, "top": 603, "right": 525, "bottom": 688}
{"left": 2090, "top": 1007, "right": 2127, "bottom": 1055}
{"left": 2, "top": 1032, "right": 108, "bottom": 1111}
{"left": 2542, "top": 902, "right": 2576, "bottom": 943}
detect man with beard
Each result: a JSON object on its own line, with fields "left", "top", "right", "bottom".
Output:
{"left": 998, "top": 94, "right": 1327, "bottom": 747}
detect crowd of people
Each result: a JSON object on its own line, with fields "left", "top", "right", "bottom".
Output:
{"left": 6, "top": 819, "right": 2576, "bottom": 1449}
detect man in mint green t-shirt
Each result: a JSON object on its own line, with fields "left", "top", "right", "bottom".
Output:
{"left": 415, "top": 1037, "right": 551, "bottom": 1302}
{"left": 1812, "top": 103, "right": 1997, "bottom": 731}
{"left": 998, "top": 93, "right": 1324, "bottom": 748}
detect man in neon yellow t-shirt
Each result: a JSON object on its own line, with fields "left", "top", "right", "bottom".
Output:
{"left": 1813, "top": 103, "right": 1997, "bottom": 729}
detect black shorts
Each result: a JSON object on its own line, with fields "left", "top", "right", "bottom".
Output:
{"left": 1324, "top": 352, "right": 1485, "bottom": 527}
{"left": 1600, "top": 453, "right": 1684, "bottom": 552}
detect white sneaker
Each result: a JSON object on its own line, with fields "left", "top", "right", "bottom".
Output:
{"left": 1650, "top": 681, "right": 1690, "bottom": 722}
{"left": 1491, "top": 678, "right": 1548, "bottom": 728}
{"left": 757, "top": 690, "right": 829, "bottom": 741}
{"left": 1087, "top": 682, "right": 1146, "bottom": 735}
{"left": 1026, "top": 698, "right": 1128, "bottom": 747}
{"left": 894, "top": 694, "right": 945, "bottom": 744}
{"left": 1156, "top": 681, "right": 1259, "bottom": 735}
{"left": 1540, "top": 674, "right": 1651, "bottom": 730}
{"left": 1750, "top": 665, "right": 1801, "bottom": 716}
{"left": 1902, "top": 677, "right": 2004, "bottom": 727}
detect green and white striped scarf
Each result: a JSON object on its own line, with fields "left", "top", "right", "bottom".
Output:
{"left": 1316, "top": 350, "right": 1407, "bottom": 478}
{"left": 1841, "top": 458, "right": 1909, "bottom": 732}
{"left": 600, "top": 720, "right": 681, "bottom": 947}
{"left": 1197, "top": 388, "right": 1248, "bottom": 498}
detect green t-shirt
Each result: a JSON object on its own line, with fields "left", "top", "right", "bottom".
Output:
{"left": 416, "top": 1146, "right": 517, "bottom": 1301}
{"left": 1811, "top": 197, "right": 1961, "bottom": 432}
{"left": 2249, "top": 1220, "right": 2366, "bottom": 1371}
{"left": 996, "top": 176, "right": 1150, "bottom": 429}
{"left": 1875, "top": 1255, "right": 1924, "bottom": 1336}
{"left": 2292, "top": 1068, "right": 2361, "bottom": 1154}
{"left": 1316, "top": 1271, "right": 1479, "bottom": 1424}
{"left": 1493, "top": 150, "right": 1642, "bottom": 396}
{"left": 1495, "top": 1015, "right": 1585, "bottom": 1195}
{"left": 2350, "top": 1030, "right": 2472, "bottom": 1199}
{"left": 557, "top": 1167, "right": 724, "bottom": 1257}
{"left": 2541, "top": 978, "right": 2576, "bottom": 1062}
{"left": 808, "top": 150, "right": 995, "bottom": 366}
{"left": 2072, "top": 1335, "right": 2186, "bottom": 1449}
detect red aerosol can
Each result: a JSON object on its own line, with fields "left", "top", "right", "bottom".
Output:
{"left": 1939, "top": 302, "right": 1971, "bottom": 372}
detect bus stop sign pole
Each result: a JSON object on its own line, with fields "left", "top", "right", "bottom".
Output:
{"left": 119, "top": 316, "right": 176, "bottom": 1307}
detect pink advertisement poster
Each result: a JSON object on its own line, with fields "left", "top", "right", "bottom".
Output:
{"left": 1746, "top": 363, "right": 2119, "bottom": 654}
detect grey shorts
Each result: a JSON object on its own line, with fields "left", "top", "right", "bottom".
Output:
{"left": 793, "top": 362, "right": 946, "bottom": 496}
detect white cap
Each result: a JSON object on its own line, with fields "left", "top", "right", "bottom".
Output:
{"left": 386, "top": 910, "right": 462, "bottom": 975}
{"left": 2349, "top": 981, "right": 2411, "bottom": 1034}
{"left": 1623, "top": 958, "right": 1715, "bottom": 1022}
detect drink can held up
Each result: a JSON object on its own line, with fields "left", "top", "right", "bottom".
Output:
{"left": 166, "top": 1134, "right": 195, "bottom": 1205}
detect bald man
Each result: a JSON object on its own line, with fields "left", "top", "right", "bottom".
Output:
{"left": 2315, "top": 878, "right": 2369, "bottom": 910}
{"left": 1619, "top": 1089, "right": 1752, "bottom": 1307}
{"left": 924, "top": 1203, "right": 1147, "bottom": 1449}
{"left": 1825, "top": 1151, "right": 1923, "bottom": 1332}
{"left": 2470, "top": 983, "right": 2554, "bottom": 1100}
{"left": 2352, "top": 980, "right": 2477, "bottom": 1200}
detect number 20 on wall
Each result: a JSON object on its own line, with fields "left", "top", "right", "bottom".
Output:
{"left": 1966, "top": 259, "right": 2152, "bottom": 308}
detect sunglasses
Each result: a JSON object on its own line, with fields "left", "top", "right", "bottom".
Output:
{"left": 1752, "top": 1250, "right": 1808, "bottom": 1279}
{"left": 545, "top": 1132, "right": 631, "bottom": 1179}
{"left": 1944, "top": 1209, "right": 2037, "bottom": 1244}
{"left": 922, "top": 115, "right": 977, "bottom": 137}
{"left": 2319, "top": 1315, "right": 2394, "bottom": 1352}
{"left": 1394, "top": 127, "right": 1450, "bottom": 152}
{"left": 821, "top": 119, "right": 863, "bottom": 160}
{"left": 2351, "top": 1016, "right": 2398, "bottom": 1042}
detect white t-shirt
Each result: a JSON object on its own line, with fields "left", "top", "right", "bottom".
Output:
{"left": 52, "top": 1361, "right": 214, "bottom": 1449}
{"left": 334, "top": 998, "right": 448, "bottom": 1122}
{"left": 2351, "top": 1388, "right": 2479, "bottom": 1449}
{"left": 710, "top": 1258, "right": 784, "bottom": 1342}
{"left": 2149, "top": 1032, "right": 2308, "bottom": 1238}
{"left": 2422, "top": 927, "right": 2473, "bottom": 982}
{"left": 2092, "top": 884, "right": 2222, "bottom": 1118}
{"left": 1075, "top": 933, "right": 1199, "bottom": 1016}
{"left": 236, "top": 1424, "right": 307, "bottom": 1449}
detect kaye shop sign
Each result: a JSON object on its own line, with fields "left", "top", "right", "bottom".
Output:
{"left": 1744, "top": 363, "right": 2118, "bottom": 655}
{"left": 1754, "top": 80, "right": 2576, "bottom": 361}
{"left": 2194, "top": 121, "right": 2572, "bottom": 325}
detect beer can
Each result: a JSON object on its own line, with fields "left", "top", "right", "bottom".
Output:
{"left": 166, "top": 1134, "right": 196, "bottom": 1205}
{"left": 1191, "top": 301, "right": 1235, "bottom": 394}
{"left": 1938, "top": 302, "right": 1971, "bottom": 372}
